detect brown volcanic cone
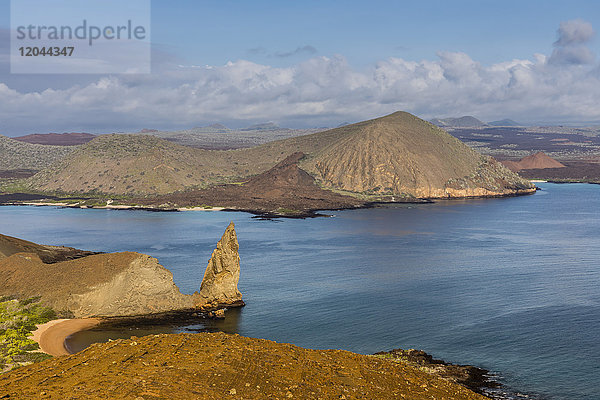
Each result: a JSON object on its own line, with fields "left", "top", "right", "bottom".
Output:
{"left": 138, "top": 152, "right": 365, "bottom": 216}
{"left": 295, "top": 112, "right": 534, "bottom": 198}
{"left": 501, "top": 152, "right": 566, "bottom": 172}
{"left": 245, "top": 151, "right": 315, "bottom": 188}
{"left": 0, "top": 332, "right": 488, "bottom": 400}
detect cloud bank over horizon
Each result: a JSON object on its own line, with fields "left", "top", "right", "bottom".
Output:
{"left": 1, "top": 19, "right": 599, "bottom": 135}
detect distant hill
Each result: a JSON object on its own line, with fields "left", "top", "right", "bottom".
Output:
{"left": 207, "top": 123, "right": 228, "bottom": 130}
{"left": 241, "top": 122, "right": 287, "bottom": 132}
{"left": 26, "top": 112, "right": 534, "bottom": 199}
{"left": 12, "top": 132, "right": 96, "bottom": 146}
{"left": 228, "top": 112, "right": 533, "bottom": 198}
{"left": 430, "top": 116, "right": 487, "bottom": 128}
{"left": 501, "top": 152, "right": 566, "bottom": 172}
{"left": 280, "top": 112, "right": 532, "bottom": 198}
{"left": 0, "top": 135, "right": 75, "bottom": 171}
{"left": 141, "top": 125, "right": 323, "bottom": 150}
{"left": 487, "top": 119, "right": 522, "bottom": 127}
{"left": 186, "top": 124, "right": 231, "bottom": 133}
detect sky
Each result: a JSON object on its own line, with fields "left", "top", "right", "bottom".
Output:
{"left": 1, "top": 0, "right": 600, "bottom": 135}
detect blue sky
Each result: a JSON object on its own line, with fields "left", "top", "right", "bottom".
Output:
{"left": 1, "top": 0, "right": 600, "bottom": 134}
{"left": 149, "top": 0, "right": 599, "bottom": 67}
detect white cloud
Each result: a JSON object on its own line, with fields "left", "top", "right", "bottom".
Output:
{"left": 554, "top": 19, "right": 595, "bottom": 46}
{"left": 549, "top": 19, "right": 596, "bottom": 65}
{"left": 1, "top": 20, "right": 600, "bottom": 134}
{"left": 549, "top": 46, "right": 595, "bottom": 65}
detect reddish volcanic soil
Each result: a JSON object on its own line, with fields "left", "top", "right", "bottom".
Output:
{"left": 12, "top": 132, "right": 96, "bottom": 146}
{"left": 0, "top": 332, "right": 489, "bottom": 400}
{"left": 501, "top": 152, "right": 565, "bottom": 172}
{"left": 517, "top": 160, "right": 600, "bottom": 183}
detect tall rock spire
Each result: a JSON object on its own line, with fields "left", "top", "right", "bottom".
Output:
{"left": 197, "top": 222, "right": 243, "bottom": 307}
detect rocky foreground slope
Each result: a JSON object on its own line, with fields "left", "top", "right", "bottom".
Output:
{"left": 24, "top": 111, "right": 534, "bottom": 200}
{"left": 0, "top": 223, "right": 243, "bottom": 317}
{"left": 0, "top": 332, "right": 489, "bottom": 400}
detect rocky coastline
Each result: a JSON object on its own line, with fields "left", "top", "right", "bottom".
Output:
{"left": 374, "top": 348, "right": 499, "bottom": 397}
{"left": 0, "top": 223, "right": 244, "bottom": 319}
{"left": 0, "top": 184, "right": 536, "bottom": 219}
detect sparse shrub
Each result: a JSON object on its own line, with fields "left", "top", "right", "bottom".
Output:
{"left": 0, "top": 297, "right": 56, "bottom": 370}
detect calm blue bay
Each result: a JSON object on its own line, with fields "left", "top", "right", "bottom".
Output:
{"left": 1, "top": 182, "right": 598, "bottom": 399}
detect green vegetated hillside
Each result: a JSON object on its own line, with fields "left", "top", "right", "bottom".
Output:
{"left": 25, "top": 112, "right": 534, "bottom": 198}
{"left": 26, "top": 134, "right": 277, "bottom": 195}
{"left": 0, "top": 135, "right": 75, "bottom": 171}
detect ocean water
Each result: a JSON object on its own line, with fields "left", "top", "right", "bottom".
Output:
{"left": 1, "top": 182, "right": 599, "bottom": 399}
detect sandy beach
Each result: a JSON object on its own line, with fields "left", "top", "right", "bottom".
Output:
{"left": 21, "top": 202, "right": 72, "bottom": 207}
{"left": 177, "top": 206, "right": 225, "bottom": 211}
{"left": 30, "top": 318, "right": 102, "bottom": 356}
{"left": 14, "top": 201, "right": 226, "bottom": 212}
